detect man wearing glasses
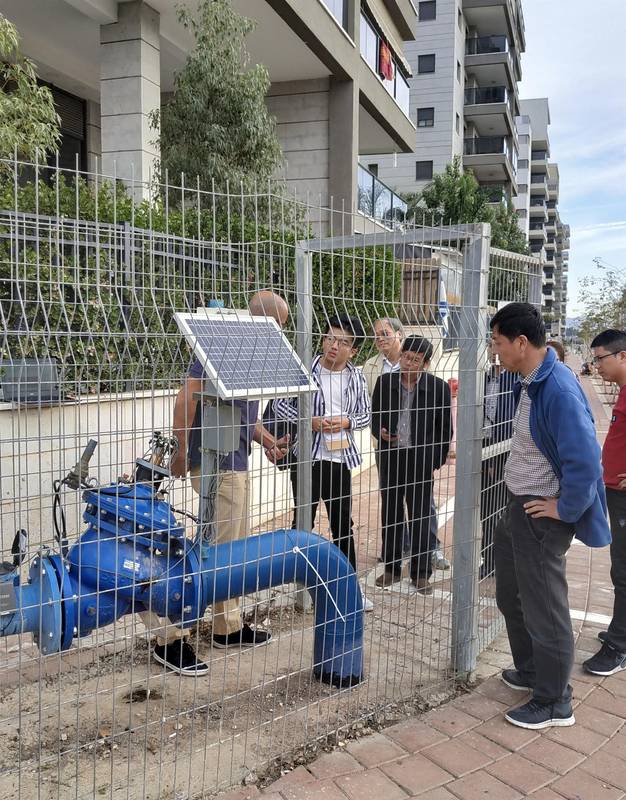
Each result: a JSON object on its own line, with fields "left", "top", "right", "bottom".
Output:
{"left": 584, "top": 329, "right": 626, "bottom": 676}
{"left": 489, "top": 303, "right": 610, "bottom": 730}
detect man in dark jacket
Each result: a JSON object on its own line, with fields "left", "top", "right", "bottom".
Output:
{"left": 371, "top": 336, "right": 452, "bottom": 594}
{"left": 490, "top": 302, "right": 611, "bottom": 731}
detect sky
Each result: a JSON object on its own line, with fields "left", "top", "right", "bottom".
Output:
{"left": 518, "top": 0, "right": 626, "bottom": 317}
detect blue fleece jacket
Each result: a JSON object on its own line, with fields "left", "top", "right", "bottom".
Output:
{"left": 512, "top": 347, "right": 611, "bottom": 547}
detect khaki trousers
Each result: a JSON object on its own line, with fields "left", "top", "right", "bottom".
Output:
{"left": 139, "top": 467, "right": 249, "bottom": 643}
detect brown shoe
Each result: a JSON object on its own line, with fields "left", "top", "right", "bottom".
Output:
{"left": 375, "top": 570, "right": 402, "bottom": 588}
{"left": 412, "top": 577, "right": 433, "bottom": 595}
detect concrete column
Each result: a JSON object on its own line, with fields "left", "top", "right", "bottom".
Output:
{"left": 100, "top": 1, "right": 160, "bottom": 196}
{"left": 328, "top": 78, "right": 359, "bottom": 234}
{"left": 86, "top": 101, "right": 102, "bottom": 174}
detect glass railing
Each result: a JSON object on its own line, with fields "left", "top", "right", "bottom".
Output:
{"left": 320, "top": 0, "right": 348, "bottom": 29}
{"left": 465, "top": 86, "right": 507, "bottom": 105}
{"left": 531, "top": 150, "right": 548, "bottom": 161}
{"left": 357, "top": 164, "right": 407, "bottom": 227}
{"left": 529, "top": 222, "right": 545, "bottom": 231}
{"left": 360, "top": 13, "right": 411, "bottom": 116}
{"left": 463, "top": 136, "right": 516, "bottom": 172}
{"left": 530, "top": 174, "right": 547, "bottom": 184}
{"left": 530, "top": 196, "right": 545, "bottom": 207}
{"left": 465, "top": 35, "right": 508, "bottom": 55}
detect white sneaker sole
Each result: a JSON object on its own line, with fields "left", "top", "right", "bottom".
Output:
{"left": 583, "top": 662, "right": 626, "bottom": 676}
{"left": 505, "top": 713, "right": 575, "bottom": 730}
{"left": 152, "top": 651, "right": 209, "bottom": 677}
{"left": 500, "top": 674, "right": 532, "bottom": 691}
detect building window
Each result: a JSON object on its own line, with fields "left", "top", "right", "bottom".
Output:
{"left": 455, "top": 113, "right": 460, "bottom": 134}
{"left": 519, "top": 134, "right": 530, "bottom": 144}
{"left": 417, "top": 107, "right": 435, "bottom": 127}
{"left": 418, "top": 54, "right": 436, "bottom": 74}
{"left": 419, "top": 1, "right": 436, "bottom": 21}
{"left": 368, "top": 163, "right": 379, "bottom": 176}
{"left": 416, "top": 160, "right": 433, "bottom": 181}
{"left": 457, "top": 60, "right": 462, "bottom": 82}
{"left": 518, "top": 158, "right": 529, "bottom": 169}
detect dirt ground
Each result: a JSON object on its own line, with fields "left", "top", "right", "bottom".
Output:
{"left": 0, "top": 463, "right": 498, "bottom": 800}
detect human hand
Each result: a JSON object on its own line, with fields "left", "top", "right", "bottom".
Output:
{"left": 170, "top": 451, "right": 188, "bottom": 479}
{"left": 381, "top": 427, "right": 399, "bottom": 443}
{"left": 312, "top": 417, "right": 324, "bottom": 433}
{"left": 265, "top": 435, "right": 290, "bottom": 463}
{"left": 523, "top": 497, "right": 561, "bottom": 520}
{"left": 327, "top": 416, "right": 350, "bottom": 432}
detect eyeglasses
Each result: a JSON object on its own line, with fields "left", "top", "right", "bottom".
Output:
{"left": 591, "top": 352, "right": 621, "bottom": 365}
{"left": 323, "top": 334, "right": 354, "bottom": 348}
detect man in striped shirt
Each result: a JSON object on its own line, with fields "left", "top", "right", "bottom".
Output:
{"left": 274, "top": 314, "right": 372, "bottom": 609}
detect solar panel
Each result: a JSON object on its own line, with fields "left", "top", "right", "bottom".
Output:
{"left": 174, "top": 309, "right": 316, "bottom": 401}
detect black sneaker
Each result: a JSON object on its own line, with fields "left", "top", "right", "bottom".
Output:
{"left": 152, "top": 640, "right": 209, "bottom": 676}
{"left": 212, "top": 624, "right": 272, "bottom": 650}
{"left": 505, "top": 699, "right": 575, "bottom": 730}
{"left": 501, "top": 669, "right": 533, "bottom": 691}
{"left": 583, "top": 641, "right": 626, "bottom": 676}
{"left": 598, "top": 630, "right": 608, "bottom": 643}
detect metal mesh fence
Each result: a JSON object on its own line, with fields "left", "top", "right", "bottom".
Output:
{"left": 0, "top": 159, "right": 540, "bottom": 799}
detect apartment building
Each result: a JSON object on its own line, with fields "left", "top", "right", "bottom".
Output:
{"left": 0, "top": 0, "right": 417, "bottom": 227}
{"left": 518, "top": 98, "right": 569, "bottom": 337}
{"left": 374, "top": 0, "right": 525, "bottom": 204}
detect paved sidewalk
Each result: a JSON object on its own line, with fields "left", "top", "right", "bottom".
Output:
{"left": 226, "top": 374, "right": 626, "bottom": 800}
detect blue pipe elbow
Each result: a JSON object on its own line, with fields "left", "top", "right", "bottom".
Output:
{"left": 199, "top": 530, "right": 364, "bottom": 687}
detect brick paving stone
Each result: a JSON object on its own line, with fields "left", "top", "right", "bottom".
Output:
{"left": 485, "top": 753, "right": 558, "bottom": 794}
{"left": 219, "top": 787, "right": 261, "bottom": 800}
{"left": 450, "top": 692, "right": 509, "bottom": 721}
{"left": 385, "top": 719, "right": 449, "bottom": 752}
{"left": 345, "top": 733, "right": 406, "bottom": 768}
{"left": 414, "top": 789, "right": 459, "bottom": 800}
{"left": 472, "top": 716, "right": 539, "bottom": 751}
{"left": 545, "top": 723, "right": 609, "bottom": 755}
{"left": 259, "top": 794, "right": 283, "bottom": 800}
{"left": 573, "top": 702, "right": 624, "bottom": 737}
{"left": 585, "top": 686, "right": 626, "bottom": 719}
{"left": 580, "top": 749, "right": 626, "bottom": 791}
{"left": 266, "top": 767, "right": 315, "bottom": 794}
{"left": 475, "top": 676, "right": 531, "bottom": 706}
{"left": 334, "top": 767, "right": 407, "bottom": 800}
{"left": 423, "top": 707, "right": 481, "bottom": 738}
{"left": 421, "top": 738, "right": 493, "bottom": 777}
{"left": 526, "top": 789, "right": 572, "bottom": 800}
{"left": 520, "top": 736, "right": 585, "bottom": 774}
{"left": 381, "top": 753, "right": 454, "bottom": 795}
{"left": 307, "top": 751, "right": 363, "bottom": 780}
{"left": 603, "top": 729, "right": 626, "bottom": 761}
{"left": 571, "top": 677, "right": 598, "bottom": 702}
{"left": 456, "top": 730, "right": 511, "bottom": 761}
{"left": 277, "top": 781, "right": 347, "bottom": 800}
{"left": 600, "top": 676, "right": 626, "bottom": 698}
{"left": 551, "top": 766, "right": 624, "bottom": 800}
{"left": 445, "top": 771, "right": 523, "bottom": 800}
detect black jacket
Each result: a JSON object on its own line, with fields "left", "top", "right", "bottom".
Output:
{"left": 371, "top": 371, "right": 452, "bottom": 472}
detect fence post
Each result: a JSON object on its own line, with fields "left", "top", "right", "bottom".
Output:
{"left": 451, "top": 223, "right": 490, "bottom": 679}
{"left": 294, "top": 243, "right": 314, "bottom": 611}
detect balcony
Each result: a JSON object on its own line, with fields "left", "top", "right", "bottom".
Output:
{"left": 462, "top": 0, "right": 526, "bottom": 54}
{"left": 529, "top": 221, "right": 546, "bottom": 241}
{"left": 360, "top": 13, "right": 411, "bottom": 117}
{"left": 530, "top": 173, "right": 548, "bottom": 194}
{"left": 463, "top": 136, "right": 517, "bottom": 187}
{"left": 529, "top": 195, "right": 548, "bottom": 221}
{"left": 357, "top": 164, "right": 407, "bottom": 227}
{"left": 464, "top": 85, "right": 515, "bottom": 135}
{"left": 531, "top": 148, "right": 549, "bottom": 174}
{"left": 465, "top": 34, "right": 520, "bottom": 85}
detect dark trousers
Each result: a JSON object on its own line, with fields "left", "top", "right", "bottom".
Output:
{"left": 379, "top": 448, "right": 434, "bottom": 581}
{"left": 495, "top": 495, "right": 575, "bottom": 704}
{"left": 606, "top": 488, "right": 626, "bottom": 653}
{"left": 290, "top": 460, "right": 357, "bottom": 570}
{"left": 480, "top": 452, "right": 508, "bottom": 573}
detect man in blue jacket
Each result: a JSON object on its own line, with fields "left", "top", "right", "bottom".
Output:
{"left": 490, "top": 302, "right": 610, "bottom": 730}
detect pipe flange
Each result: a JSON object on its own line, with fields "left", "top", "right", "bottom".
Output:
{"left": 28, "top": 555, "right": 62, "bottom": 655}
